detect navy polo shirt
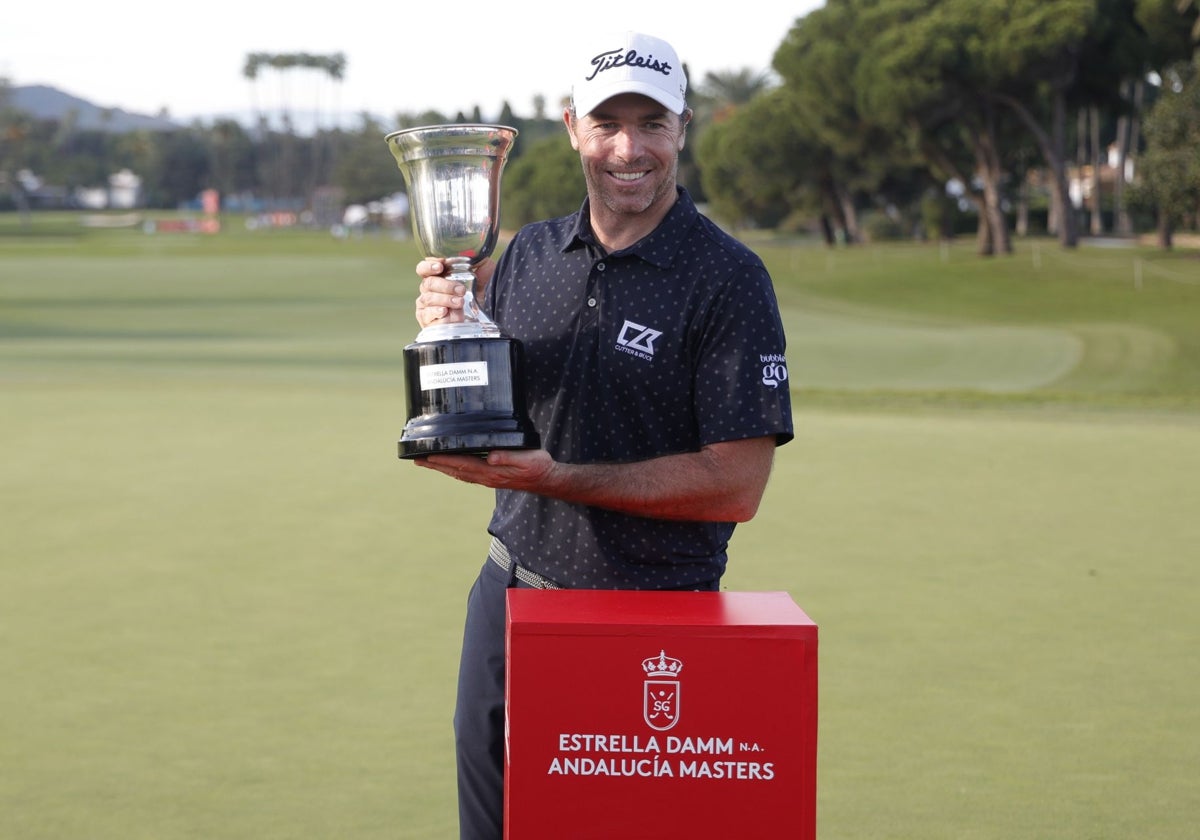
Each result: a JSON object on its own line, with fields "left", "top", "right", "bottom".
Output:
{"left": 484, "top": 187, "right": 793, "bottom": 590}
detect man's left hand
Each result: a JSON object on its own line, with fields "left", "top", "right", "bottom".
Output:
{"left": 415, "top": 449, "right": 555, "bottom": 491}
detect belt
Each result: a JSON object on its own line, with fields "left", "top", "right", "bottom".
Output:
{"left": 488, "top": 537, "right": 561, "bottom": 589}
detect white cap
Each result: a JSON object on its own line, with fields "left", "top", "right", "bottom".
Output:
{"left": 570, "top": 31, "right": 688, "bottom": 117}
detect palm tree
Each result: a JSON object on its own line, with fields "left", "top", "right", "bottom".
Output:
{"left": 242, "top": 52, "right": 347, "bottom": 204}
{"left": 685, "top": 67, "right": 775, "bottom": 199}
{"left": 694, "top": 68, "right": 774, "bottom": 126}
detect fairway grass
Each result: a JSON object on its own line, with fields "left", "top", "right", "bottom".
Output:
{"left": 733, "top": 410, "right": 1200, "bottom": 840}
{"left": 2, "top": 223, "right": 1198, "bottom": 838}
{"left": 3, "top": 380, "right": 472, "bottom": 839}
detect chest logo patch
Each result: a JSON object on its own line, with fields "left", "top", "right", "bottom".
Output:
{"left": 615, "top": 320, "right": 662, "bottom": 361}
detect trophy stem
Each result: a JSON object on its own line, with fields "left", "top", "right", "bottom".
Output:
{"left": 416, "top": 256, "right": 501, "bottom": 342}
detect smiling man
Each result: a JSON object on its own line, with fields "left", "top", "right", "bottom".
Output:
{"left": 412, "top": 31, "right": 794, "bottom": 840}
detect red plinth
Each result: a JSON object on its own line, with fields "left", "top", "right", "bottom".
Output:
{"left": 505, "top": 590, "right": 817, "bottom": 840}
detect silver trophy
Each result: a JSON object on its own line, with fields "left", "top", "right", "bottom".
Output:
{"left": 385, "top": 124, "right": 539, "bottom": 459}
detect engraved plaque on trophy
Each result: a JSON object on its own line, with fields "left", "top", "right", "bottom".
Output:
{"left": 385, "top": 124, "right": 539, "bottom": 459}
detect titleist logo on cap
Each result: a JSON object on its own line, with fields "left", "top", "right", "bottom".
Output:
{"left": 585, "top": 48, "right": 674, "bottom": 82}
{"left": 571, "top": 32, "right": 686, "bottom": 116}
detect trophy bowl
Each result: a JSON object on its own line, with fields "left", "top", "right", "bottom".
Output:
{"left": 385, "top": 124, "right": 539, "bottom": 459}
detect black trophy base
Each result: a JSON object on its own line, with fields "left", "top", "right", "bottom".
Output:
{"left": 399, "top": 335, "right": 540, "bottom": 459}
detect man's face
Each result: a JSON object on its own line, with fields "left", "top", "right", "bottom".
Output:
{"left": 565, "top": 93, "right": 689, "bottom": 221}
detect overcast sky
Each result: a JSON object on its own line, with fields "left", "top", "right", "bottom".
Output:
{"left": 3, "top": 1, "right": 823, "bottom": 123}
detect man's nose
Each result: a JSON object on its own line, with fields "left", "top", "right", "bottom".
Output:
{"left": 612, "top": 126, "right": 642, "bottom": 159}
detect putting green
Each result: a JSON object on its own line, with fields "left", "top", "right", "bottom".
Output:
{"left": 784, "top": 306, "right": 1085, "bottom": 391}
{"left": 5, "top": 281, "right": 1172, "bottom": 398}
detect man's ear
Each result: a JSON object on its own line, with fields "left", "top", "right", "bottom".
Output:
{"left": 678, "top": 108, "right": 693, "bottom": 151}
{"left": 563, "top": 108, "right": 581, "bottom": 151}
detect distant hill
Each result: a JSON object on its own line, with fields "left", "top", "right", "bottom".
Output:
{"left": 5, "top": 84, "right": 375, "bottom": 135}
{"left": 7, "top": 85, "right": 181, "bottom": 133}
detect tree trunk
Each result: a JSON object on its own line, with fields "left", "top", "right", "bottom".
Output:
{"left": 1157, "top": 212, "right": 1173, "bottom": 250}
{"left": 1113, "top": 84, "right": 1130, "bottom": 236}
{"left": 916, "top": 135, "right": 992, "bottom": 256}
{"left": 978, "top": 166, "right": 1010, "bottom": 253}
{"left": 819, "top": 215, "right": 836, "bottom": 246}
{"left": 1089, "top": 105, "right": 1103, "bottom": 236}
{"left": 1016, "top": 171, "right": 1030, "bottom": 237}
{"left": 819, "top": 177, "right": 852, "bottom": 246}
{"left": 837, "top": 185, "right": 860, "bottom": 244}
{"left": 1076, "top": 107, "right": 1088, "bottom": 230}
{"left": 1077, "top": 108, "right": 1087, "bottom": 172}
{"left": 975, "top": 206, "right": 994, "bottom": 256}
{"left": 971, "top": 107, "right": 1013, "bottom": 255}
{"left": 995, "top": 91, "right": 1079, "bottom": 248}
{"left": 1048, "top": 175, "right": 1060, "bottom": 236}
{"left": 820, "top": 177, "right": 849, "bottom": 242}
{"left": 1116, "top": 79, "right": 1145, "bottom": 236}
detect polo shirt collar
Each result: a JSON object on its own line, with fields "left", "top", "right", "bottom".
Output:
{"left": 562, "top": 187, "right": 697, "bottom": 268}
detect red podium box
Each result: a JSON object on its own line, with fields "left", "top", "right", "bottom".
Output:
{"left": 505, "top": 590, "right": 817, "bottom": 840}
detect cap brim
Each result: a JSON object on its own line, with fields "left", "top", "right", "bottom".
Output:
{"left": 574, "top": 79, "right": 685, "bottom": 118}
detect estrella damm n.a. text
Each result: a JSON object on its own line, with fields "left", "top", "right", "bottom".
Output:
{"left": 557, "top": 733, "right": 734, "bottom": 755}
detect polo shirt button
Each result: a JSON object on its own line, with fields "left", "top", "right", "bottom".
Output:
{"left": 596, "top": 262, "right": 606, "bottom": 271}
{"left": 587, "top": 297, "right": 598, "bottom": 308}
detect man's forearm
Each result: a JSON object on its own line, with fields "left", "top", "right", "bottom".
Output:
{"left": 541, "top": 436, "right": 777, "bottom": 522}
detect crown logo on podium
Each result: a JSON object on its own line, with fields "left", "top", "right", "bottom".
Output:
{"left": 642, "top": 650, "right": 684, "bottom": 679}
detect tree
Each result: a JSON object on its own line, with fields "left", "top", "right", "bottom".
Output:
{"left": 772, "top": 0, "right": 899, "bottom": 243}
{"left": 851, "top": 0, "right": 1024, "bottom": 254}
{"left": 156, "top": 129, "right": 210, "bottom": 207}
{"left": 1111, "top": 77, "right": 1146, "bottom": 235}
{"left": 1128, "top": 58, "right": 1200, "bottom": 247}
{"left": 692, "top": 68, "right": 774, "bottom": 126}
{"left": 242, "top": 51, "right": 347, "bottom": 129}
{"left": 112, "top": 129, "right": 164, "bottom": 204}
{"left": 980, "top": 0, "right": 1179, "bottom": 249}
{"left": 687, "top": 67, "right": 776, "bottom": 201}
{"left": 696, "top": 88, "right": 821, "bottom": 231}
{"left": 203, "top": 119, "right": 256, "bottom": 198}
{"left": 501, "top": 132, "right": 584, "bottom": 228}
{"left": 0, "top": 80, "right": 35, "bottom": 224}
{"left": 242, "top": 52, "right": 347, "bottom": 201}
{"left": 335, "top": 113, "right": 410, "bottom": 205}
{"left": 1122, "top": 0, "right": 1200, "bottom": 232}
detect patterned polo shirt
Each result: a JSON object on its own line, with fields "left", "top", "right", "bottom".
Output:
{"left": 484, "top": 187, "right": 793, "bottom": 590}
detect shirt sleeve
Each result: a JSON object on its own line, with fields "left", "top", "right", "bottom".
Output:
{"left": 692, "top": 263, "right": 794, "bottom": 448}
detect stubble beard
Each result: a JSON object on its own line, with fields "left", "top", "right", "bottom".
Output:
{"left": 585, "top": 158, "right": 678, "bottom": 219}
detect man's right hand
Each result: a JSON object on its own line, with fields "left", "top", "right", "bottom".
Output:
{"left": 414, "top": 258, "right": 495, "bottom": 329}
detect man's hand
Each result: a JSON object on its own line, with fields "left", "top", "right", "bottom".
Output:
{"left": 414, "top": 258, "right": 496, "bottom": 328}
{"left": 415, "top": 449, "right": 555, "bottom": 490}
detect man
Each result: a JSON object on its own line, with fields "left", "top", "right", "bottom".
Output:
{"left": 412, "top": 30, "right": 794, "bottom": 839}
